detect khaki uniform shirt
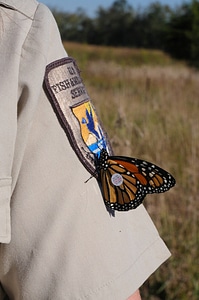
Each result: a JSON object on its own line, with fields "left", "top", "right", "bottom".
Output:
{"left": 0, "top": 1, "right": 171, "bottom": 299}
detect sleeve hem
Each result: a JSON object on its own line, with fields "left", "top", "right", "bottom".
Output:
{"left": 82, "top": 237, "right": 171, "bottom": 300}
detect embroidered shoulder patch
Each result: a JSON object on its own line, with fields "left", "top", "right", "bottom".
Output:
{"left": 43, "top": 57, "right": 112, "bottom": 177}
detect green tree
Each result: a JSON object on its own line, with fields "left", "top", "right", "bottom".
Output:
{"left": 191, "top": 0, "right": 199, "bottom": 65}
{"left": 131, "top": 3, "right": 171, "bottom": 49}
{"left": 165, "top": 3, "right": 192, "bottom": 60}
{"left": 93, "top": 0, "right": 135, "bottom": 46}
{"left": 53, "top": 8, "right": 93, "bottom": 43}
{"left": 143, "top": 2, "right": 171, "bottom": 49}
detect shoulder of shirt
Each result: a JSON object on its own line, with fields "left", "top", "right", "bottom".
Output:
{"left": 0, "top": 0, "right": 40, "bottom": 19}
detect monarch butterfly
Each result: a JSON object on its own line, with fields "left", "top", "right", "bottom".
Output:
{"left": 96, "top": 149, "right": 176, "bottom": 211}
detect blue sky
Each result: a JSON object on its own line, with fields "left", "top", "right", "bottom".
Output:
{"left": 40, "top": 0, "right": 186, "bottom": 16}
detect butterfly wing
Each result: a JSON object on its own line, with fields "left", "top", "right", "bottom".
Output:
{"left": 112, "top": 155, "right": 176, "bottom": 194}
{"left": 97, "top": 150, "right": 176, "bottom": 211}
{"left": 99, "top": 158, "right": 146, "bottom": 211}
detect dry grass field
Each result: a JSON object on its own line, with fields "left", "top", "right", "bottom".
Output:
{"left": 64, "top": 42, "right": 199, "bottom": 300}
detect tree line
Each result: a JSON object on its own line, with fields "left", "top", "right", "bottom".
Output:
{"left": 52, "top": 0, "right": 199, "bottom": 66}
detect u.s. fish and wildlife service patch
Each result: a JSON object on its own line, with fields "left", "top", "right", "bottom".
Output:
{"left": 43, "top": 57, "right": 113, "bottom": 177}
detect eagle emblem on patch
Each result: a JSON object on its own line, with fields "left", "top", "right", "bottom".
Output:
{"left": 43, "top": 57, "right": 112, "bottom": 177}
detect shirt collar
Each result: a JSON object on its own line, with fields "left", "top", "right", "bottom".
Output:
{"left": 0, "top": 0, "right": 38, "bottom": 19}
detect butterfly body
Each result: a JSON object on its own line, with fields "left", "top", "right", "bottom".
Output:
{"left": 96, "top": 149, "right": 176, "bottom": 211}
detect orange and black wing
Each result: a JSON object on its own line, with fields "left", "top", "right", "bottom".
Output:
{"left": 97, "top": 150, "right": 176, "bottom": 211}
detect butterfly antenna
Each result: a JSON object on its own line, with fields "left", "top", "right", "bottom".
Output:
{"left": 84, "top": 175, "right": 93, "bottom": 183}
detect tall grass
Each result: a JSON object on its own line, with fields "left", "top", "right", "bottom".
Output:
{"left": 64, "top": 42, "right": 199, "bottom": 300}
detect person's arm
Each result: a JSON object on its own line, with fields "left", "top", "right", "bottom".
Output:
{"left": 127, "top": 290, "right": 142, "bottom": 300}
